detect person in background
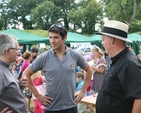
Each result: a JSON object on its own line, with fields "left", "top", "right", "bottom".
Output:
{"left": 96, "top": 20, "right": 141, "bottom": 113}
{"left": 0, "top": 34, "right": 27, "bottom": 113}
{"left": 31, "top": 47, "right": 39, "bottom": 63}
{"left": 16, "top": 56, "right": 23, "bottom": 79}
{"left": 84, "top": 52, "right": 94, "bottom": 62}
{"left": 31, "top": 71, "right": 45, "bottom": 113}
{"left": 23, "top": 23, "right": 92, "bottom": 113}
{"left": 104, "top": 51, "right": 111, "bottom": 72}
{"left": 137, "top": 54, "right": 141, "bottom": 61}
{"left": 76, "top": 72, "right": 87, "bottom": 113}
{"left": 22, "top": 51, "right": 32, "bottom": 113}
{"left": 10, "top": 62, "right": 17, "bottom": 78}
{"left": 91, "top": 45, "right": 106, "bottom": 93}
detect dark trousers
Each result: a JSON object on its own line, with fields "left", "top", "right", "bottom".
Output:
{"left": 44, "top": 106, "right": 78, "bottom": 113}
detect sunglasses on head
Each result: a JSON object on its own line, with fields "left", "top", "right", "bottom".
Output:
{"left": 50, "top": 24, "right": 66, "bottom": 35}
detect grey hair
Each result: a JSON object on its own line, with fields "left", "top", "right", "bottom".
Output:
{"left": 0, "top": 34, "right": 17, "bottom": 55}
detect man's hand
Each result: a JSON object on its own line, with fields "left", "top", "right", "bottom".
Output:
{"left": 74, "top": 90, "right": 85, "bottom": 104}
{"left": 35, "top": 94, "right": 53, "bottom": 106}
{"left": 19, "top": 76, "right": 27, "bottom": 89}
{"left": 0, "top": 107, "right": 13, "bottom": 113}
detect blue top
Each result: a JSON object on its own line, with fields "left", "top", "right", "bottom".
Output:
{"left": 76, "top": 80, "right": 87, "bottom": 96}
{"left": 16, "top": 62, "right": 23, "bottom": 79}
{"left": 29, "top": 47, "right": 88, "bottom": 111}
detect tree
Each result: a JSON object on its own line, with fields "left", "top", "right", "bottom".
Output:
{"left": 49, "top": 0, "right": 77, "bottom": 30}
{"left": 68, "top": 0, "right": 103, "bottom": 35}
{"left": 0, "top": 1, "right": 9, "bottom": 29}
{"left": 31, "top": 1, "right": 61, "bottom": 30}
{"left": 6, "top": 0, "right": 46, "bottom": 29}
{"left": 103, "top": 0, "right": 141, "bottom": 33}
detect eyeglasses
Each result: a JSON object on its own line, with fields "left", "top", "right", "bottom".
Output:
{"left": 50, "top": 24, "right": 66, "bottom": 35}
{"left": 9, "top": 48, "right": 21, "bottom": 51}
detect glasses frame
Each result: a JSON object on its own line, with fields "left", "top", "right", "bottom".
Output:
{"left": 9, "top": 48, "right": 21, "bottom": 51}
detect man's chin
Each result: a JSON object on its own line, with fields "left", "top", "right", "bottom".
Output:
{"left": 52, "top": 47, "right": 57, "bottom": 50}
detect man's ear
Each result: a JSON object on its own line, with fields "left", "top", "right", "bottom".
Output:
{"left": 4, "top": 48, "right": 10, "bottom": 55}
{"left": 64, "top": 35, "right": 67, "bottom": 41}
{"left": 110, "top": 37, "right": 115, "bottom": 45}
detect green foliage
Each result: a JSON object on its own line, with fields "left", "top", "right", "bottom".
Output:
{"left": 49, "top": 0, "right": 77, "bottom": 29}
{"left": 5, "top": 0, "right": 46, "bottom": 29}
{"left": 105, "top": 0, "right": 133, "bottom": 21}
{"left": 129, "top": 19, "right": 141, "bottom": 33}
{"left": 31, "top": 1, "right": 61, "bottom": 30}
{"left": 0, "top": 0, "right": 141, "bottom": 34}
{"left": 0, "top": 18, "right": 5, "bottom": 30}
{"left": 104, "top": 0, "right": 141, "bottom": 33}
{"left": 68, "top": 0, "right": 103, "bottom": 35}
{"left": 0, "top": 1, "right": 9, "bottom": 29}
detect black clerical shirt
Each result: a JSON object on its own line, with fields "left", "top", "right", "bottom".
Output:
{"left": 96, "top": 47, "right": 141, "bottom": 113}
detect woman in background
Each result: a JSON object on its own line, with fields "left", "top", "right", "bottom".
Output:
{"left": 32, "top": 71, "right": 45, "bottom": 113}
{"left": 22, "top": 51, "right": 32, "bottom": 113}
{"left": 91, "top": 45, "right": 106, "bottom": 93}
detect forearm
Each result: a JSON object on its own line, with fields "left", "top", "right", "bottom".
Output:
{"left": 81, "top": 65, "right": 92, "bottom": 92}
{"left": 23, "top": 68, "right": 40, "bottom": 97}
{"left": 27, "top": 77, "right": 40, "bottom": 97}
{"left": 92, "top": 66, "right": 105, "bottom": 73}
{"left": 132, "top": 99, "right": 141, "bottom": 113}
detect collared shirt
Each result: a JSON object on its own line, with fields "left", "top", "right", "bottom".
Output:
{"left": 0, "top": 60, "right": 26, "bottom": 113}
{"left": 29, "top": 47, "right": 88, "bottom": 111}
{"left": 96, "top": 47, "right": 141, "bottom": 113}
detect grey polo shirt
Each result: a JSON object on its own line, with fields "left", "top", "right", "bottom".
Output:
{"left": 0, "top": 60, "right": 26, "bottom": 113}
{"left": 29, "top": 47, "right": 88, "bottom": 111}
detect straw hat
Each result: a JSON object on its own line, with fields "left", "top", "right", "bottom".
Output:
{"left": 97, "top": 20, "right": 132, "bottom": 42}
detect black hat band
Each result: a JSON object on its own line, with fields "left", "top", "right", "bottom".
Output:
{"left": 102, "top": 26, "right": 127, "bottom": 38}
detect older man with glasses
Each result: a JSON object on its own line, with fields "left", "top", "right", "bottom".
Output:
{"left": 23, "top": 23, "right": 92, "bottom": 113}
{"left": 0, "top": 34, "right": 27, "bottom": 113}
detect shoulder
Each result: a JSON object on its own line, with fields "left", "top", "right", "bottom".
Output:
{"left": 99, "top": 57, "right": 106, "bottom": 63}
{"left": 36, "top": 49, "right": 52, "bottom": 60}
{"left": 67, "top": 48, "right": 82, "bottom": 57}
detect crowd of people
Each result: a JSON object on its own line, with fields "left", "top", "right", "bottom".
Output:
{"left": 0, "top": 20, "right": 141, "bottom": 113}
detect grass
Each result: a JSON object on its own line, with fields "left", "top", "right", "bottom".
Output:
{"left": 30, "top": 99, "right": 97, "bottom": 113}
{"left": 30, "top": 98, "right": 34, "bottom": 112}
{"left": 24, "top": 30, "right": 48, "bottom": 37}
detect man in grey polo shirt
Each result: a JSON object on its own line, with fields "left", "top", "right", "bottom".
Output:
{"left": 0, "top": 34, "right": 27, "bottom": 113}
{"left": 23, "top": 23, "right": 92, "bottom": 113}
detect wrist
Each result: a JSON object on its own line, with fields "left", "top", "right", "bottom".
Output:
{"left": 81, "top": 89, "right": 86, "bottom": 93}
{"left": 34, "top": 92, "right": 40, "bottom": 98}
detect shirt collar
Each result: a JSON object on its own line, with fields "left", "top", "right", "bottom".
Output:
{"left": 111, "top": 47, "right": 129, "bottom": 65}
{"left": 0, "top": 60, "right": 10, "bottom": 68}
{"left": 51, "top": 45, "right": 68, "bottom": 55}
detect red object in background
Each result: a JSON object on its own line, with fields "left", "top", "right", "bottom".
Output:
{"left": 87, "top": 80, "right": 93, "bottom": 95}
{"left": 34, "top": 100, "right": 44, "bottom": 113}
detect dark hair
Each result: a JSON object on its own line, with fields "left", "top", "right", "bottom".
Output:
{"left": 77, "top": 72, "right": 84, "bottom": 80}
{"left": 31, "top": 47, "right": 38, "bottom": 53}
{"left": 48, "top": 23, "right": 67, "bottom": 39}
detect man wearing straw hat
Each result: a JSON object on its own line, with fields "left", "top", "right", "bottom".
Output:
{"left": 96, "top": 20, "right": 141, "bottom": 113}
